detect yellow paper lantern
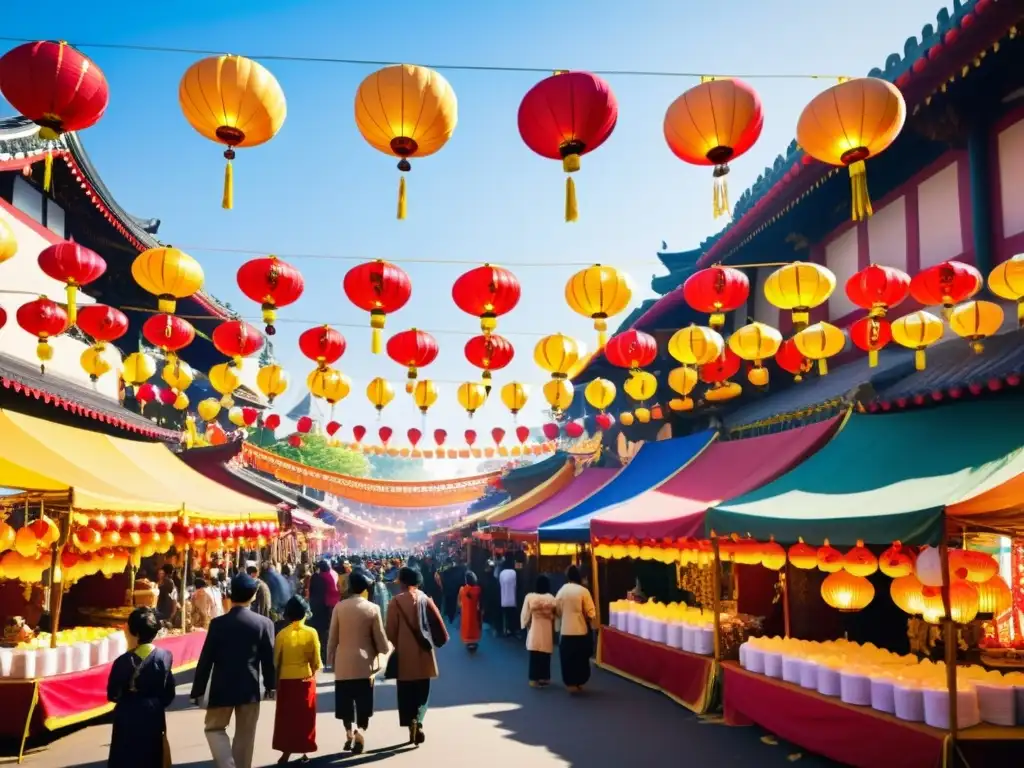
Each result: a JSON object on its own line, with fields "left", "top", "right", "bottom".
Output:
{"left": 793, "top": 322, "right": 846, "bottom": 375}
{"left": 584, "top": 378, "right": 616, "bottom": 410}
{"left": 122, "top": 351, "right": 156, "bottom": 387}
{"left": 173, "top": 392, "right": 189, "bottom": 410}
{"left": 748, "top": 367, "right": 769, "bottom": 387}
{"left": 667, "top": 325, "right": 724, "bottom": 366}
{"left": 821, "top": 570, "right": 875, "bottom": 612}
{"left": 668, "top": 397, "right": 694, "bottom": 412}
{"left": 843, "top": 540, "right": 878, "bottom": 577}
{"left": 729, "top": 322, "right": 783, "bottom": 367}
{"left": 413, "top": 379, "right": 439, "bottom": 414}
{"left": 354, "top": 64, "right": 457, "bottom": 219}
{"left": 13, "top": 527, "right": 38, "bottom": 558}
{"left": 764, "top": 263, "right": 836, "bottom": 330}
{"left": 0, "top": 217, "right": 16, "bottom": 264}
{"left": 365, "top": 377, "right": 395, "bottom": 414}
{"left": 564, "top": 265, "right": 633, "bottom": 347}
{"left": 667, "top": 366, "right": 698, "bottom": 396}
{"left": 500, "top": 381, "right": 529, "bottom": 417}
{"left": 976, "top": 575, "right": 1012, "bottom": 615}
{"left": 197, "top": 398, "right": 221, "bottom": 422}
{"left": 307, "top": 367, "right": 351, "bottom": 405}
{"left": 619, "top": 412, "right": 635, "bottom": 426}
{"left": 796, "top": 78, "right": 906, "bottom": 221}
{"left": 890, "top": 310, "right": 944, "bottom": 370}
{"left": 179, "top": 54, "right": 287, "bottom": 209}
{"left": 542, "top": 378, "right": 573, "bottom": 414}
{"left": 788, "top": 538, "right": 818, "bottom": 570}
{"left": 131, "top": 248, "right": 204, "bottom": 314}
{"left": 632, "top": 407, "right": 649, "bottom": 423}
{"left": 704, "top": 381, "right": 741, "bottom": 402}
{"left": 948, "top": 300, "right": 1004, "bottom": 353}
{"left": 948, "top": 580, "right": 980, "bottom": 625}
{"left": 534, "top": 333, "right": 581, "bottom": 377}
{"left": 987, "top": 253, "right": 1024, "bottom": 327}
{"left": 761, "top": 537, "right": 787, "bottom": 571}
{"left": 80, "top": 346, "right": 113, "bottom": 381}
{"left": 457, "top": 381, "right": 487, "bottom": 416}
{"left": 161, "top": 359, "right": 194, "bottom": 392}
{"left": 208, "top": 363, "right": 241, "bottom": 406}
{"left": 891, "top": 574, "right": 926, "bottom": 615}
{"left": 256, "top": 364, "right": 289, "bottom": 403}
{"left": 228, "top": 407, "right": 246, "bottom": 427}
{"left": 623, "top": 370, "right": 657, "bottom": 402}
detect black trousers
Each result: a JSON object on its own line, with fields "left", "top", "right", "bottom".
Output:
{"left": 559, "top": 634, "right": 593, "bottom": 687}
{"left": 395, "top": 679, "right": 431, "bottom": 727}
{"left": 528, "top": 651, "right": 551, "bottom": 682}
{"left": 335, "top": 679, "right": 374, "bottom": 730}
{"left": 502, "top": 606, "right": 519, "bottom": 635}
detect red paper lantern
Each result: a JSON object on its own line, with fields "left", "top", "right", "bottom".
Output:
{"left": 682, "top": 266, "right": 750, "bottom": 329}
{"left": 299, "top": 325, "right": 346, "bottom": 370}
{"left": 16, "top": 296, "right": 67, "bottom": 372}
{"left": 386, "top": 328, "right": 439, "bottom": 392}
{"left": 604, "top": 330, "right": 658, "bottom": 370}
{"left": 212, "top": 320, "right": 263, "bottom": 364}
{"left": 264, "top": 414, "right": 281, "bottom": 430}
{"left": 325, "top": 420, "right": 341, "bottom": 437}
{"left": 565, "top": 421, "right": 584, "bottom": 439}
{"left": 407, "top": 428, "right": 422, "bottom": 447}
{"left": 464, "top": 334, "right": 515, "bottom": 390}
{"left": 352, "top": 425, "right": 367, "bottom": 443}
{"left": 542, "top": 422, "right": 560, "bottom": 441}
{"left": 775, "top": 338, "right": 813, "bottom": 382}
{"left": 142, "top": 314, "right": 195, "bottom": 355}
{"left": 0, "top": 41, "right": 109, "bottom": 189}
{"left": 158, "top": 387, "right": 177, "bottom": 406}
{"left": 37, "top": 241, "right": 106, "bottom": 325}
{"left": 342, "top": 259, "right": 412, "bottom": 354}
{"left": 240, "top": 407, "right": 259, "bottom": 427}
{"left": 0, "top": 307, "right": 6, "bottom": 332}
{"left": 433, "top": 429, "right": 447, "bottom": 447}
{"left": 136, "top": 382, "right": 158, "bottom": 405}
{"left": 296, "top": 416, "right": 313, "bottom": 434}
{"left": 595, "top": 412, "right": 615, "bottom": 431}
{"left": 845, "top": 264, "right": 910, "bottom": 317}
{"left": 700, "top": 347, "right": 742, "bottom": 384}
{"left": 288, "top": 434, "right": 302, "bottom": 448}
{"left": 515, "top": 425, "right": 530, "bottom": 444}
{"left": 452, "top": 265, "right": 522, "bottom": 334}
{"left": 518, "top": 71, "right": 618, "bottom": 222}
{"left": 491, "top": 427, "right": 505, "bottom": 445}
{"left": 379, "top": 426, "right": 393, "bottom": 444}
{"left": 849, "top": 316, "right": 893, "bottom": 368}
{"left": 236, "top": 255, "right": 305, "bottom": 335}
{"left": 910, "top": 260, "right": 982, "bottom": 314}
{"left": 76, "top": 304, "right": 128, "bottom": 344}
{"left": 464, "top": 429, "right": 477, "bottom": 446}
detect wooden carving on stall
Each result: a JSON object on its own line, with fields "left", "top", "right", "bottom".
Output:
{"left": 615, "top": 423, "right": 671, "bottom": 466}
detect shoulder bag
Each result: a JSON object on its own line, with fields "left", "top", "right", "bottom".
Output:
{"left": 383, "top": 600, "right": 432, "bottom": 679}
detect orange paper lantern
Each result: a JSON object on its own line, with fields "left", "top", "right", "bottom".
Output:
{"left": 817, "top": 540, "right": 843, "bottom": 573}
{"left": 821, "top": 570, "right": 875, "bottom": 612}
{"left": 879, "top": 542, "right": 914, "bottom": 578}
{"left": 843, "top": 540, "right": 878, "bottom": 577}
{"left": 948, "top": 549, "right": 999, "bottom": 584}
{"left": 760, "top": 537, "right": 787, "bottom": 571}
{"left": 891, "top": 574, "right": 925, "bottom": 615}
{"left": 976, "top": 575, "right": 1012, "bottom": 615}
{"left": 788, "top": 538, "right": 818, "bottom": 570}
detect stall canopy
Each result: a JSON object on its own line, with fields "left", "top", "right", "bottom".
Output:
{"left": 0, "top": 409, "right": 278, "bottom": 520}
{"left": 500, "top": 468, "right": 618, "bottom": 534}
{"left": 591, "top": 416, "right": 843, "bottom": 541}
{"left": 707, "top": 399, "right": 1024, "bottom": 547}
{"left": 539, "top": 430, "right": 716, "bottom": 542}
{"left": 484, "top": 460, "right": 577, "bottom": 525}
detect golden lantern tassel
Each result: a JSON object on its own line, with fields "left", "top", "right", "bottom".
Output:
{"left": 222, "top": 154, "right": 234, "bottom": 210}
{"left": 868, "top": 349, "right": 879, "bottom": 368}
{"left": 713, "top": 175, "right": 730, "bottom": 219}
{"left": 65, "top": 284, "right": 78, "bottom": 326}
{"left": 848, "top": 160, "right": 872, "bottom": 221}
{"left": 914, "top": 349, "right": 926, "bottom": 371}
{"left": 43, "top": 151, "right": 54, "bottom": 193}
{"left": 1016, "top": 299, "right": 1023, "bottom": 328}
{"left": 595, "top": 319, "right": 608, "bottom": 348}
{"left": 397, "top": 175, "right": 407, "bottom": 220}
{"left": 370, "top": 310, "right": 385, "bottom": 355}
{"left": 565, "top": 176, "right": 578, "bottom": 223}
{"left": 818, "top": 359, "right": 829, "bottom": 376}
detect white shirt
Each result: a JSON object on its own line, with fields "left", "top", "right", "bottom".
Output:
{"left": 499, "top": 568, "right": 517, "bottom": 608}
{"left": 555, "top": 582, "right": 596, "bottom": 636}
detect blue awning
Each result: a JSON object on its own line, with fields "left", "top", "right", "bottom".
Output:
{"left": 538, "top": 430, "right": 716, "bottom": 543}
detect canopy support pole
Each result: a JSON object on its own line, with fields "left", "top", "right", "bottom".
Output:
{"left": 590, "top": 545, "right": 602, "bottom": 664}
{"left": 939, "top": 538, "right": 962, "bottom": 766}
{"left": 180, "top": 543, "right": 191, "bottom": 633}
{"left": 711, "top": 536, "right": 722, "bottom": 662}
{"left": 781, "top": 567, "right": 791, "bottom": 638}
{"left": 48, "top": 502, "right": 70, "bottom": 650}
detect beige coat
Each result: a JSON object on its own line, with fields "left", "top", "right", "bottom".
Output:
{"left": 555, "top": 583, "right": 597, "bottom": 637}
{"left": 520, "top": 593, "right": 559, "bottom": 653}
{"left": 385, "top": 590, "right": 447, "bottom": 681}
{"left": 326, "top": 595, "right": 390, "bottom": 680}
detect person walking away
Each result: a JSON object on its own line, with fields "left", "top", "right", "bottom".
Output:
{"left": 190, "top": 572, "right": 276, "bottom": 768}
{"left": 370, "top": 569, "right": 390, "bottom": 624}
{"left": 459, "top": 571, "right": 483, "bottom": 652}
{"left": 498, "top": 553, "right": 519, "bottom": 637}
{"left": 308, "top": 560, "right": 340, "bottom": 664}
{"left": 272, "top": 596, "right": 321, "bottom": 764}
{"left": 481, "top": 564, "right": 501, "bottom": 636}
{"left": 106, "top": 607, "right": 175, "bottom": 768}
{"left": 554, "top": 565, "right": 597, "bottom": 693}
{"left": 521, "top": 575, "right": 559, "bottom": 687}
{"left": 190, "top": 577, "right": 223, "bottom": 630}
{"left": 247, "top": 565, "right": 273, "bottom": 619}
{"left": 441, "top": 558, "right": 466, "bottom": 625}
{"left": 328, "top": 568, "right": 390, "bottom": 754}
{"left": 386, "top": 566, "right": 449, "bottom": 745}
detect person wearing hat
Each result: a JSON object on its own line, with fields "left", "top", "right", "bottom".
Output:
{"left": 272, "top": 595, "right": 321, "bottom": 764}
{"left": 191, "top": 572, "right": 276, "bottom": 768}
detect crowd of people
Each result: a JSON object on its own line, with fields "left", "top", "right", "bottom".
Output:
{"left": 105, "top": 549, "right": 597, "bottom": 767}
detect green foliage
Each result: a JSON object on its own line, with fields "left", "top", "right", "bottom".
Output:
{"left": 367, "top": 453, "right": 431, "bottom": 481}
{"left": 258, "top": 343, "right": 273, "bottom": 367}
{"left": 265, "top": 433, "right": 371, "bottom": 477}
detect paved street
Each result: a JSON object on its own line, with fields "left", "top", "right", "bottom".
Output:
{"left": 23, "top": 629, "right": 837, "bottom": 767}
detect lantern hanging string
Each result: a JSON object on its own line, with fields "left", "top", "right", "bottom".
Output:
{"left": 0, "top": 36, "right": 852, "bottom": 81}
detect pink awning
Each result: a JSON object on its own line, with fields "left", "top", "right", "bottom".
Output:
{"left": 590, "top": 416, "right": 843, "bottom": 541}
{"left": 501, "top": 468, "right": 618, "bottom": 533}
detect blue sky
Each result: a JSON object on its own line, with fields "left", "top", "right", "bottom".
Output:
{"left": 5, "top": 0, "right": 947, "bottom": 440}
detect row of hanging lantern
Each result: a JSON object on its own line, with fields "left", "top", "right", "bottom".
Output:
{"left": 1, "top": 41, "right": 908, "bottom": 222}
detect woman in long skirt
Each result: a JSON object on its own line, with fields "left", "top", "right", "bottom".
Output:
{"left": 459, "top": 571, "right": 483, "bottom": 652}
{"left": 554, "top": 564, "right": 597, "bottom": 692}
{"left": 273, "top": 596, "right": 322, "bottom": 763}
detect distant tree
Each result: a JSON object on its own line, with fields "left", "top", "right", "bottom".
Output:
{"left": 367, "top": 453, "right": 431, "bottom": 481}
{"left": 258, "top": 342, "right": 273, "bottom": 367}
{"left": 266, "top": 434, "right": 371, "bottom": 476}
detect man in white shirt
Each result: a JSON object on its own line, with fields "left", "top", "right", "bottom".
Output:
{"left": 498, "top": 553, "right": 519, "bottom": 637}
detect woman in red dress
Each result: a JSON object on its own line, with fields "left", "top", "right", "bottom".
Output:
{"left": 458, "top": 571, "right": 483, "bottom": 652}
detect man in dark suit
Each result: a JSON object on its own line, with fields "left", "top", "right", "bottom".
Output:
{"left": 190, "top": 573, "right": 276, "bottom": 768}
